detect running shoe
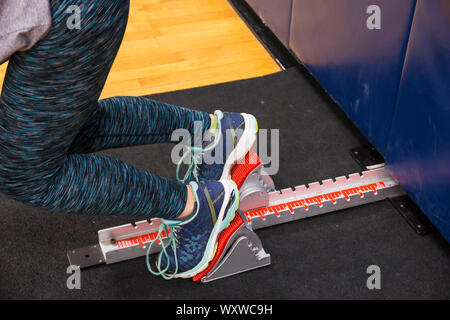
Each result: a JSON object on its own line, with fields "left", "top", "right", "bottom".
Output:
{"left": 146, "top": 179, "right": 239, "bottom": 279}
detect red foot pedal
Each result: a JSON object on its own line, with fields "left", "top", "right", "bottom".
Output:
{"left": 229, "top": 148, "right": 261, "bottom": 188}
{"left": 192, "top": 149, "right": 261, "bottom": 282}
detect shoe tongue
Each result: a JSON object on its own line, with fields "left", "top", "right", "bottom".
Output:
{"left": 190, "top": 127, "right": 215, "bottom": 150}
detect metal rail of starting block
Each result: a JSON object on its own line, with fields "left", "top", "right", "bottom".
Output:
{"left": 67, "top": 150, "right": 405, "bottom": 282}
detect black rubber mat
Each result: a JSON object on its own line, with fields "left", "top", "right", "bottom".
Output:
{"left": 0, "top": 67, "right": 449, "bottom": 299}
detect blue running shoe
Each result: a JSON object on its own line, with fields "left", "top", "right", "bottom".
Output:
{"left": 146, "top": 179, "right": 239, "bottom": 279}
{"left": 177, "top": 110, "right": 258, "bottom": 183}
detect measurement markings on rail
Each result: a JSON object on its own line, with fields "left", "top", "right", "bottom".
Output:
{"left": 111, "top": 181, "right": 386, "bottom": 249}
{"left": 243, "top": 181, "right": 386, "bottom": 222}
{"left": 115, "top": 229, "right": 170, "bottom": 249}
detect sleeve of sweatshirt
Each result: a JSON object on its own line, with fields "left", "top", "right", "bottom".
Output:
{"left": 0, "top": 0, "right": 52, "bottom": 65}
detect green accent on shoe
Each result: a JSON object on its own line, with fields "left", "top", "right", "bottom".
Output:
{"left": 175, "top": 181, "right": 240, "bottom": 278}
{"left": 235, "top": 120, "right": 245, "bottom": 131}
{"left": 212, "top": 190, "right": 225, "bottom": 204}
{"left": 209, "top": 114, "right": 218, "bottom": 134}
{"left": 203, "top": 186, "right": 217, "bottom": 225}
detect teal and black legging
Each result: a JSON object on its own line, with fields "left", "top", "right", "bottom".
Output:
{"left": 0, "top": 0, "right": 210, "bottom": 219}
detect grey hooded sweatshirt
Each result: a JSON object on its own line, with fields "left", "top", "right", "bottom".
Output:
{"left": 0, "top": 0, "right": 52, "bottom": 64}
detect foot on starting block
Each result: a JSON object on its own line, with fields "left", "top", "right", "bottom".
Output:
{"left": 193, "top": 149, "right": 274, "bottom": 282}
{"left": 196, "top": 210, "right": 270, "bottom": 283}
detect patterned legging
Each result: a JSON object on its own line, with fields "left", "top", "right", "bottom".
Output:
{"left": 0, "top": 0, "right": 210, "bottom": 219}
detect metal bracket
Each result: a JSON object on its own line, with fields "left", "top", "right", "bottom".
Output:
{"left": 350, "top": 145, "right": 385, "bottom": 170}
{"left": 67, "top": 244, "right": 104, "bottom": 268}
{"left": 239, "top": 164, "right": 275, "bottom": 211}
{"left": 201, "top": 211, "right": 271, "bottom": 283}
{"left": 389, "top": 195, "right": 435, "bottom": 235}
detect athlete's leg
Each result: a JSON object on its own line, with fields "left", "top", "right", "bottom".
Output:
{"left": 0, "top": 0, "right": 205, "bottom": 219}
{"left": 69, "top": 96, "right": 210, "bottom": 154}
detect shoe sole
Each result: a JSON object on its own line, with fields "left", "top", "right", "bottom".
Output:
{"left": 219, "top": 113, "right": 258, "bottom": 181}
{"left": 175, "top": 180, "right": 239, "bottom": 279}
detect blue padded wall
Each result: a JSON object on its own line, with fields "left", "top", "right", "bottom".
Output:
{"left": 246, "top": 0, "right": 293, "bottom": 47}
{"left": 289, "top": 0, "right": 416, "bottom": 154}
{"left": 386, "top": 0, "right": 450, "bottom": 241}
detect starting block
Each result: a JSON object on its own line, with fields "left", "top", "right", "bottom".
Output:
{"left": 68, "top": 149, "right": 405, "bottom": 282}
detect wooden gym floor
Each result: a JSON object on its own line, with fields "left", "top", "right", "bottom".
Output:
{"left": 0, "top": 0, "right": 280, "bottom": 99}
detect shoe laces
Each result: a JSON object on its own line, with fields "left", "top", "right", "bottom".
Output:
{"left": 176, "top": 122, "right": 221, "bottom": 183}
{"left": 146, "top": 221, "right": 184, "bottom": 280}
{"left": 145, "top": 181, "right": 201, "bottom": 280}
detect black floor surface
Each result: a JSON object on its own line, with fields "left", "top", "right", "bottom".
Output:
{"left": 0, "top": 67, "right": 449, "bottom": 299}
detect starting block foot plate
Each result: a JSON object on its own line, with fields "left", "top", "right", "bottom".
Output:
{"left": 201, "top": 217, "right": 271, "bottom": 283}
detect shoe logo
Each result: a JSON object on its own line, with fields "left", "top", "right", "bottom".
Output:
{"left": 203, "top": 186, "right": 224, "bottom": 225}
